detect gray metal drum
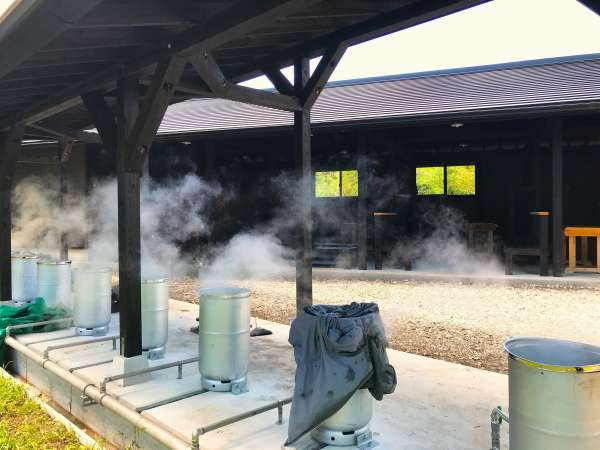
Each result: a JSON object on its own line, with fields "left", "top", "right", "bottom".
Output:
{"left": 141, "top": 278, "right": 169, "bottom": 359}
{"left": 11, "top": 253, "right": 39, "bottom": 305}
{"left": 72, "top": 265, "right": 112, "bottom": 336}
{"left": 312, "top": 388, "right": 373, "bottom": 446}
{"left": 36, "top": 259, "right": 72, "bottom": 310}
{"left": 505, "top": 337, "right": 600, "bottom": 450}
{"left": 197, "top": 286, "right": 250, "bottom": 393}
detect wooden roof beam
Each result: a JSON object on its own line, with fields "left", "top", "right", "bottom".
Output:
{"left": 189, "top": 52, "right": 302, "bottom": 111}
{"left": 0, "top": 0, "right": 319, "bottom": 130}
{"left": 0, "top": 0, "right": 104, "bottom": 81}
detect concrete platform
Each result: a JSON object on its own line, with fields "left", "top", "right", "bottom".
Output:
{"left": 314, "top": 267, "right": 600, "bottom": 289}
{"left": 7, "top": 299, "right": 509, "bottom": 450}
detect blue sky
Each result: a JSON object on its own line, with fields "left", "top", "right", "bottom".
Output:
{"left": 243, "top": 0, "right": 600, "bottom": 88}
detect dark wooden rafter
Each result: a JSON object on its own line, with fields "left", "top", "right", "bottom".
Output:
{"left": 188, "top": 52, "right": 302, "bottom": 111}
{"left": 125, "top": 55, "right": 187, "bottom": 172}
{"left": 0, "top": 0, "right": 321, "bottom": 130}
{"left": 263, "top": 67, "right": 294, "bottom": 96}
{"left": 301, "top": 42, "right": 347, "bottom": 107}
{"left": 230, "top": 0, "right": 491, "bottom": 83}
{"left": 0, "top": 0, "right": 104, "bottom": 81}
{"left": 28, "top": 123, "right": 100, "bottom": 144}
{"left": 578, "top": 0, "right": 600, "bottom": 15}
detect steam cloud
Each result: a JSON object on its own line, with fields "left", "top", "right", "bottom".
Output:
{"left": 389, "top": 205, "right": 503, "bottom": 275}
{"left": 12, "top": 174, "right": 220, "bottom": 278}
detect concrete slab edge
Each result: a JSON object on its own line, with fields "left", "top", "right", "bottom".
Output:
{"left": 0, "top": 367, "right": 100, "bottom": 449}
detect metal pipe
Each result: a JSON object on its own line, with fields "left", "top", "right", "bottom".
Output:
{"left": 100, "top": 356, "right": 199, "bottom": 393}
{"left": 25, "top": 332, "right": 77, "bottom": 346}
{"left": 490, "top": 406, "right": 509, "bottom": 450}
{"left": 68, "top": 358, "right": 115, "bottom": 373}
{"left": 136, "top": 387, "right": 207, "bottom": 413}
{"left": 43, "top": 335, "right": 118, "bottom": 358}
{"left": 5, "top": 335, "right": 191, "bottom": 450}
{"left": 191, "top": 397, "right": 292, "bottom": 450}
{"left": 6, "top": 317, "right": 72, "bottom": 337}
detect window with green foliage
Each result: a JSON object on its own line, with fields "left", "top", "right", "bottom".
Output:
{"left": 416, "top": 167, "right": 444, "bottom": 195}
{"left": 315, "top": 170, "right": 359, "bottom": 197}
{"left": 447, "top": 165, "right": 475, "bottom": 195}
{"left": 416, "top": 164, "right": 475, "bottom": 196}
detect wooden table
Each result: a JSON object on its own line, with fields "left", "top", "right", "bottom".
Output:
{"left": 564, "top": 227, "right": 600, "bottom": 273}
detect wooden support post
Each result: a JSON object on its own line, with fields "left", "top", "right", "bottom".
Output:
{"left": 58, "top": 138, "right": 73, "bottom": 261}
{"left": 0, "top": 189, "right": 11, "bottom": 301}
{"left": 551, "top": 118, "right": 564, "bottom": 277}
{"left": 84, "top": 56, "right": 184, "bottom": 358}
{"left": 294, "top": 58, "right": 312, "bottom": 316}
{"left": 357, "top": 134, "right": 368, "bottom": 270}
{"left": 116, "top": 75, "right": 142, "bottom": 357}
{"left": 203, "top": 141, "right": 216, "bottom": 180}
{"left": 0, "top": 123, "right": 25, "bottom": 301}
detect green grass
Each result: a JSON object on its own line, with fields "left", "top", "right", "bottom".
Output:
{"left": 0, "top": 375, "right": 87, "bottom": 449}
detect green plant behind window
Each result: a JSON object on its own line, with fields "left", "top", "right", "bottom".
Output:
{"left": 447, "top": 165, "right": 475, "bottom": 195}
{"left": 341, "top": 170, "right": 358, "bottom": 197}
{"left": 315, "top": 171, "right": 340, "bottom": 197}
{"left": 416, "top": 166, "right": 444, "bottom": 195}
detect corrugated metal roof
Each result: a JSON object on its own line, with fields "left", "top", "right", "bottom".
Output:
{"left": 158, "top": 53, "right": 600, "bottom": 137}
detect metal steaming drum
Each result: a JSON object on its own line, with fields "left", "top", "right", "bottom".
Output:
{"left": 197, "top": 286, "right": 250, "bottom": 393}
{"left": 36, "top": 259, "right": 72, "bottom": 310}
{"left": 505, "top": 337, "right": 600, "bottom": 450}
{"left": 11, "top": 253, "right": 39, "bottom": 305}
{"left": 141, "top": 277, "right": 169, "bottom": 359}
{"left": 312, "top": 388, "right": 374, "bottom": 446}
{"left": 72, "top": 264, "right": 112, "bottom": 336}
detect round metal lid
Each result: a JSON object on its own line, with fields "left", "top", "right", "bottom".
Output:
{"left": 38, "top": 258, "right": 72, "bottom": 265}
{"left": 198, "top": 286, "right": 250, "bottom": 300}
{"left": 142, "top": 277, "right": 169, "bottom": 284}
{"left": 73, "top": 263, "right": 112, "bottom": 273}
{"left": 11, "top": 252, "right": 39, "bottom": 260}
{"left": 505, "top": 337, "right": 600, "bottom": 373}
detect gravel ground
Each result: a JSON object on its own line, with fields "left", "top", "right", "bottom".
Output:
{"left": 170, "top": 277, "right": 600, "bottom": 374}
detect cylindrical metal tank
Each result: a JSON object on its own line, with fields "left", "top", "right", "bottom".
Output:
{"left": 197, "top": 286, "right": 250, "bottom": 393}
{"left": 312, "top": 389, "right": 374, "bottom": 446}
{"left": 11, "top": 253, "right": 39, "bottom": 305}
{"left": 141, "top": 277, "right": 169, "bottom": 359}
{"left": 72, "top": 264, "right": 112, "bottom": 336}
{"left": 36, "top": 259, "right": 72, "bottom": 310}
{"left": 506, "top": 337, "right": 600, "bottom": 450}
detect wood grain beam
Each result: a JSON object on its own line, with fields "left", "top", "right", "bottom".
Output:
{"left": 0, "top": 0, "right": 317, "bottom": 130}
{"left": 189, "top": 52, "right": 302, "bottom": 111}
{"left": 301, "top": 42, "right": 347, "bottom": 107}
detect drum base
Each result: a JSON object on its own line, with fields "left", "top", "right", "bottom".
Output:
{"left": 75, "top": 325, "right": 109, "bottom": 336}
{"left": 312, "top": 425, "right": 375, "bottom": 448}
{"left": 143, "top": 345, "right": 165, "bottom": 360}
{"left": 201, "top": 376, "right": 247, "bottom": 395}
{"left": 12, "top": 299, "right": 34, "bottom": 307}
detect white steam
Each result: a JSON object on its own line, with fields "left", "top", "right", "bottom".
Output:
{"left": 200, "top": 232, "right": 293, "bottom": 285}
{"left": 12, "top": 174, "right": 219, "bottom": 278}
{"left": 389, "top": 205, "right": 503, "bottom": 275}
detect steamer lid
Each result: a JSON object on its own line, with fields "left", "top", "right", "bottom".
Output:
{"left": 505, "top": 337, "right": 600, "bottom": 373}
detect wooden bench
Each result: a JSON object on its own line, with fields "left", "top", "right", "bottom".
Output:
{"left": 465, "top": 222, "right": 497, "bottom": 254}
{"left": 505, "top": 212, "right": 549, "bottom": 276}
